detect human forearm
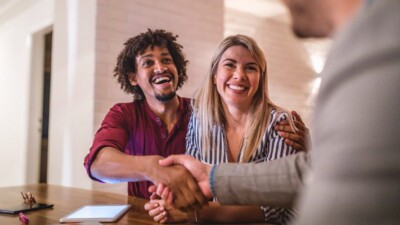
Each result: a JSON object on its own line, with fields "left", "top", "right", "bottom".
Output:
{"left": 197, "top": 202, "right": 264, "bottom": 223}
{"left": 213, "top": 152, "right": 310, "bottom": 207}
{"left": 90, "top": 147, "right": 161, "bottom": 183}
{"left": 92, "top": 148, "right": 207, "bottom": 208}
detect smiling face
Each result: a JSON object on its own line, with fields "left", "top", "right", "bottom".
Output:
{"left": 214, "top": 45, "right": 261, "bottom": 110}
{"left": 130, "top": 46, "right": 179, "bottom": 102}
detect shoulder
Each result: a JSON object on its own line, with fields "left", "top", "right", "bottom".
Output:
{"left": 270, "top": 109, "right": 289, "bottom": 125}
{"left": 104, "top": 100, "right": 144, "bottom": 124}
{"left": 109, "top": 101, "right": 138, "bottom": 115}
{"left": 179, "top": 96, "right": 193, "bottom": 112}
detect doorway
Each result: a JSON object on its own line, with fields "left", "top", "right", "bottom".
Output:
{"left": 27, "top": 27, "right": 52, "bottom": 184}
{"left": 39, "top": 32, "right": 52, "bottom": 183}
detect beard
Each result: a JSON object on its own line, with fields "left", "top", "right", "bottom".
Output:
{"left": 156, "top": 91, "right": 177, "bottom": 102}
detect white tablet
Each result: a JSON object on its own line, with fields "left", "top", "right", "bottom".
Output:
{"left": 60, "top": 204, "right": 131, "bottom": 223}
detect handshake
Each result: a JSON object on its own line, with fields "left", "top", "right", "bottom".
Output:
{"left": 148, "top": 155, "right": 213, "bottom": 211}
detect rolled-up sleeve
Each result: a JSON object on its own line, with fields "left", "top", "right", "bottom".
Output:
{"left": 84, "top": 104, "right": 131, "bottom": 182}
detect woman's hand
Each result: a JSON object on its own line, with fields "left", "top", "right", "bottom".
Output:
{"left": 144, "top": 199, "right": 197, "bottom": 223}
{"left": 144, "top": 199, "right": 169, "bottom": 223}
{"left": 275, "top": 111, "right": 311, "bottom": 152}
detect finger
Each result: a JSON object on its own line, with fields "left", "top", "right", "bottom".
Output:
{"left": 291, "top": 111, "right": 305, "bottom": 124}
{"left": 293, "top": 120, "right": 307, "bottom": 132}
{"left": 173, "top": 184, "right": 197, "bottom": 212}
{"left": 159, "top": 155, "right": 180, "bottom": 167}
{"left": 166, "top": 191, "right": 174, "bottom": 205}
{"left": 144, "top": 202, "right": 158, "bottom": 211}
{"left": 160, "top": 216, "right": 168, "bottom": 224}
{"left": 148, "top": 185, "right": 156, "bottom": 194}
{"left": 172, "top": 188, "right": 187, "bottom": 211}
{"left": 187, "top": 175, "right": 208, "bottom": 208}
{"left": 181, "top": 173, "right": 207, "bottom": 210}
{"left": 148, "top": 206, "right": 164, "bottom": 217}
{"left": 176, "top": 186, "right": 203, "bottom": 211}
{"left": 156, "top": 183, "right": 166, "bottom": 196}
{"left": 275, "top": 124, "right": 295, "bottom": 133}
{"left": 153, "top": 209, "right": 167, "bottom": 222}
{"left": 159, "top": 155, "right": 190, "bottom": 167}
{"left": 278, "top": 119, "right": 290, "bottom": 125}
{"left": 278, "top": 131, "right": 304, "bottom": 144}
{"left": 285, "top": 139, "right": 304, "bottom": 152}
{"left": 160, "top": 186, "right": 171, "bottom": 200}
{"left": 149, "top": 192, "right": 159, "bottom": 200}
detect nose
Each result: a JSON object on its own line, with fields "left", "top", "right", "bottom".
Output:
{"left": 233, "top": 67, "right": 246, "bottom": 80}
{"left": 154, "top": 61, "right": 167, "bottom": 74}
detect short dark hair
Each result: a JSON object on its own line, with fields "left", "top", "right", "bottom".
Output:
{"left": 113, "top": 29, "right": 188, "bottom": 100}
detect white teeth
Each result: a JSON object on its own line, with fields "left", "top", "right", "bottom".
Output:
{"left": 229, "top": 85, "right": 245, "bottom": 91}
{"left": 154, "top": 77, "right": 170, "bottom": 84}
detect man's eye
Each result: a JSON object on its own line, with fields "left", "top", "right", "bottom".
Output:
{"left": 162, "top": 58, "right": 172, "bottom": 64}
{"left": 142, "top": 60, "right": 153, "bottom": 67}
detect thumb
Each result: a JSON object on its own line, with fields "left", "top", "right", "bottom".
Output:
{"left": 159, "top": 155, "right": 183, "bottom": 167}
{"left": 291, "top": 110, "right": 304, "bottom": 124}
{"left": 148, "top": 185, "right": 156, "bottom": 193}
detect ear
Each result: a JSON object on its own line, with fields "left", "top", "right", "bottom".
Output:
{"left": 128, "top": 73, "right": 137, "bottom": 86}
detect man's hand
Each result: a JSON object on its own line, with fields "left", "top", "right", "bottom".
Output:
{"left": 146, "top": 155, "right": 208, "bottom": 211}
{"left": 275, "top": 111, "right": 311, "bottom": 152}
{"left": 154, "top": 155, "right": 213, "bottom": 210}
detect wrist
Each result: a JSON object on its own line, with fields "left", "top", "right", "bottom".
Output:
{"left": 141, "top": 155, "right": 162, "bottom": 181}
{"left": 208, "top": 165, "right": 217, "bottom": 198}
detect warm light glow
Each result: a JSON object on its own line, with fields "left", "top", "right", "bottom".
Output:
{"left": 311, "top": 55, "right": 324, "bottom": 74}
{"left": 312, "top": 77, "right": 321, "bottom": 96}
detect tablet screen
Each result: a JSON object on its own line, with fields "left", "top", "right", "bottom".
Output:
{"left": 60, "top": 204, "right": 130, "bottom": 222}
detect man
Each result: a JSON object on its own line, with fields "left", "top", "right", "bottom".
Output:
{"left": 84, "top": 29, "right": 206, "bottom": 208}
{"left": 83, "top": 29, "right": 307, "bottom": 208}
{"left": 158, "top": 0, "right": 400, "bottom": 224}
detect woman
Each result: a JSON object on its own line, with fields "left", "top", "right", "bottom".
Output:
{"left": 145, "top": 34, "right": 304, "bottom": 224}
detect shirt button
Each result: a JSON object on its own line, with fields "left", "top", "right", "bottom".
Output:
{"left": 156, "top": 118, "right": 160, "bottom": 122}
{"left": 162, "top": 134, "right": 167, "bottom": 139}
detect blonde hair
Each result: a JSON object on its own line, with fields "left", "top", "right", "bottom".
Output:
{"left": 193, "top": 34, "right": 296, "bottom": 162}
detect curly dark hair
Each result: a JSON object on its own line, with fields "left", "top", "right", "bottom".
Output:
{"left": 113, "top": 29, "right": 189, "bottom": 100}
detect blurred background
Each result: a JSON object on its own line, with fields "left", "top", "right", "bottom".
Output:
{"left": 0, "top": 0, "right": 330, "bottom": 194}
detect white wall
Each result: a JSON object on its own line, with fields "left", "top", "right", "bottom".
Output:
{"left": 46, "top": 0, "right": 96, "bottom": 189}
{"left": 0, "top": 0, "right": 54, "bottom": 187}
{"left": 0, "top": 0, "right": 322, "bottom": 191}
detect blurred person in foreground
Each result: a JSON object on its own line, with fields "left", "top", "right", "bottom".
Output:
{"left": 145, "top": 34, "right": 308, "bottom": 224}
{"left": 154, "top": 0, "right": 400, "bottom": 224}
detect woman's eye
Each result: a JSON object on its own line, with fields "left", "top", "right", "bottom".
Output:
{"left": 246, "top": 65, "right": 259, "bottom": 72}
{"left": 224, "top": 63, "right": 235, "bottom": 68}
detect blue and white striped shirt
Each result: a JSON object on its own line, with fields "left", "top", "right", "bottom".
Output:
{"left": 186, "top": 109, "right": 297, "bottom": 224}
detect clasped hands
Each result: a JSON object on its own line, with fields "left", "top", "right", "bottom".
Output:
{"left": 145, "top": 155, "right": 211, "bottom": 223}
{"left": 145, "top": 112, "right": 310, "bottom": 222}
{"left": 149, "top": 155, "right": 211, "bottom": 210}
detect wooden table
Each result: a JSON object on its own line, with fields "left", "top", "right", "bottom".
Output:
{"left": 0, "top": 184, "right": 157, "bottom": 224}
{"left": 0, "top": 184, "right": 268, "bottom": 225}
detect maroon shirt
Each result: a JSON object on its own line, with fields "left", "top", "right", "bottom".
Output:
{"left": 84, "top": 96, "right": 191, "bottom": 199}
